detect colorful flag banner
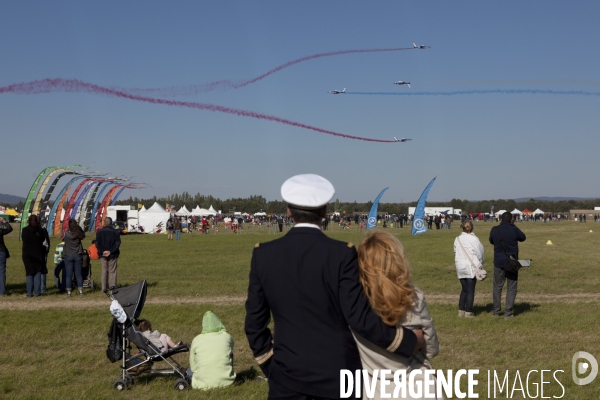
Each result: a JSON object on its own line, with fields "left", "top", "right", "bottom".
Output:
{"left": 367, "top": 187, "right": 389, "bottom": 230}
{"left": 412, "top": 177, "right": 437, "bottom": 236}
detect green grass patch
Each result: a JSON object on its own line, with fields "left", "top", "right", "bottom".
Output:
{"left": 1, "top": 221, "right": 599, "bottom": 398}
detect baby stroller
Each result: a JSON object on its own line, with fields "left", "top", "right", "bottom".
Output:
{"left": 80, "top": 250, "right": 95, "bottom": 291}
{"left": 105, "top": 281, "right": 190, "bottom": 391}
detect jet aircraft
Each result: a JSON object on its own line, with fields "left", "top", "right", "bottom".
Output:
{"left": 393, "top": 137, "right": 412, "bottom": 142}
{"left": 328, "top": 88, "right": 346, "bottom": 94}
{"left": 413, "top": 43, "right": 430, "bottom": 49}
{"left": 394, "top": 81, "right": 411, "bottom": 87}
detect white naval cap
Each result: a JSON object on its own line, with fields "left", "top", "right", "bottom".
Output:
{"left": 281, "top": 174, "right": 335, "bottom": 210}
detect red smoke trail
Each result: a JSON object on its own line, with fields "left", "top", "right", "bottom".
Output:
{"left": 1, "top": 78, "right": 395, "bottom": 143}
{"left": 118, "top": 47, "right": 415, "bottom": 96}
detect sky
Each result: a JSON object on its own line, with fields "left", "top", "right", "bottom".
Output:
{"left": 1, "top": 1, "right": 599, "bottom": 204}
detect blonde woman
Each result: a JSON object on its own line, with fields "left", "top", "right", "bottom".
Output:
{"left": 453, "top": 220, "right": 484, "bottom": 318}
{"left": 354, "top": 230, "right": 442, "bottom": 400}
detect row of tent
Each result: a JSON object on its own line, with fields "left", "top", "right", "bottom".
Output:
{"left": 139, "top": 203, "right": 219, "bottom": 217}
{"left": 494, "top": 208, "right": 545, "bottom": 218}
{"left": 137, "top": 203, "right": 218, "bottom": 234}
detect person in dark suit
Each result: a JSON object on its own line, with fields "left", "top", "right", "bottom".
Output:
{"left": 245, "top": 174, "right": 423, "bottom": 399}
{"left": 489, "top": 212, "right": 526, "bottom": 318}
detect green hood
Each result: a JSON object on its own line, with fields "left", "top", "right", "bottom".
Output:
{"left": 201, "top": 311, "right": 227, "bottom": 334}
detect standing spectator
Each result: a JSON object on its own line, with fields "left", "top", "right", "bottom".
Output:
{"left": 489, "top": 212, "right": 526, "bottom": 318}
{"left": 62, "top": 219, "right": 85, "bottom": 297}
{"left": 245, "top": 174, "right": 421, "bottom": 399}
{"left": 21, "top": 215, "right": 46, "bottom": 297}
{"left": 96, "top": 217, "right": 121, "bottom": 292}
{"left": 173, "top": 217, "right": 182, "bottom": 241}
{"left": 87, "top": 240, "right": 99, "bottom": 260}
{"left": 427, "top": 215, "right": 433, "bottom": 229}
{"left": 0, "top": 216, "right": 13, "bottom": 296}
{"left": 40, "top": 225, "right": 50, "bottom": 294}
{"left": 166, "top": 217, "right": 174, "bottom": 240}
{"left": 53, "top": 241, "right": 66, "bottom": 293}
{"left": 354, "top": 231, "right": 440, "bottom": 399}
{"left": 434, "top": 214, "right": 441, "bottom": 230}
{"left": 454, "top": 220, "right": 484, "bottom": 318}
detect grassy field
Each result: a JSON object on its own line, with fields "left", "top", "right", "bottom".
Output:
{"left": 1, "top": 221, "right": 599, "bottom": 399}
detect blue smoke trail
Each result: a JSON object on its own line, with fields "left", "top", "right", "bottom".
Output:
{"left": 346, "top": 89, "right": 600, "bottom": 97}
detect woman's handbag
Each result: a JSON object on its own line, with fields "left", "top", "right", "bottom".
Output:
{"left": 457, "top": 238, "right": 487, "bottom": 281}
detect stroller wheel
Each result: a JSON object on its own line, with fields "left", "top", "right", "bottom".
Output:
{"left": 174, "top": 378, "right": 189, "bottom": 391}
{"left": 124, "top": 374, "right": 134, "bottom": 386}
{"left": 113, "top": 378, "right": 128, "bottom": 391}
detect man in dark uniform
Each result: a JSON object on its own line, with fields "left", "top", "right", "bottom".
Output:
{"left": 489, "top": 212, "right": 526, "bottom": 318}
{"left": 245, "top": 174, "right": 423, "bottom": 399}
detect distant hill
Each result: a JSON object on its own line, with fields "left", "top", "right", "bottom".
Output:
{"left": 0, "top": 193, "right": 26, "bottom": 205}
{"left": 513, "top": 197, "right": 600, "bottom": 202}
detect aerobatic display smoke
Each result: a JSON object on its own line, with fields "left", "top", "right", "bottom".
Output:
{"left": 347, "top": 89, "right": 600, "bottom": 97}
{"left": 115, "top": 47, "right": 415, "bottom": 96}
{"left": 416, "top": 79, "right": 600, "bottom": 86}
{"left": 1, "top": 78, "right": 396, "bottom": 142}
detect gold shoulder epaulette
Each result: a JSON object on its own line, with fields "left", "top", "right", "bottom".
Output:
{"left": 347, "top": 242, "right": 354, "bottom": 248}
{"left": 255, "top": 243, "right": 261, "bottom": 248}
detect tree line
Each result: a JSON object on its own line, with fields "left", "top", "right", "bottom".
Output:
{"left": 115, "top": 193, "right": 600, "bottom": 215}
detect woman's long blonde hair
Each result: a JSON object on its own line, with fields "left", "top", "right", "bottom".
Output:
{"left": 357, "top": 230, "right": 416, "bottom": 326}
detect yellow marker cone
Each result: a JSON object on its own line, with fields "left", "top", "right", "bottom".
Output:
{"left": 546, "top": 240, "right": 553, "bottom": 245}
{"left": 590, "top": 230, "right": 593, "bottom": 233}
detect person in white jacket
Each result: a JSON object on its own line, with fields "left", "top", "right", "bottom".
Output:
{"left": 453, "top": 220, "right": 485, "bottom": 318}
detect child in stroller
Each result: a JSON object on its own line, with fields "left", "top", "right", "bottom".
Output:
{"left": 106, "top": 281, "right": 190, "bottom": 391}
{"left": 137, "top": 319, "right": 182, "bottom": 353}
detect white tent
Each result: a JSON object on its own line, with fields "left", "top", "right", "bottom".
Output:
{"left": 138, "top": 202, "right": 170, "bottom": 234}
{"left": 533, "top": 208, "right": 545, "bottom": 215}
{"left": 191, "top": 206, "right": 214, "bottom": 216}
{"left": 494, "top": 210, "right": 507, "bottom": 218}
{"left": 176, "top": 205, "right": 191, "bottom": 216}
{"left": 254, "top": 212, "right": 267, "bottom": 216}
{"left": 208, "top": 205, "right": 218, "bottom": 215}
{"left": 510, "top": 208, "right": 522, "bottom": 215}
{"left": 139, "top": 205, "right": 147, "bottom": 213}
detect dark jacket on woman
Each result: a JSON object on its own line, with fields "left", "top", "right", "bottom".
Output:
{"left": 62, "top": 227, "right": 85, "bottom": 255}
{"left": 0, "top": 221, "right": 13, "bottom": 258}
{"left": 22, "top": 225, "right": 48, "bottom": 276}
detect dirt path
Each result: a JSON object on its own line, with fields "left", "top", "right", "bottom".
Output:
{"left": 1, "top": 293, "right": 599, "bottom": 311}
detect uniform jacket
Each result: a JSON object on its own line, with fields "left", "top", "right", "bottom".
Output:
{"left": 489, "top": 222, "right": 526, "bottom": 268}
{"left": 245, "top": 226, "right": 417, "bottom": 398}
{"left": 454, "top": 232, "right": 485, "bottom": 279}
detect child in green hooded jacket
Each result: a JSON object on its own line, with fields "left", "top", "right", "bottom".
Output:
{"left": 189, "top": 311, "right": 236, "bottom": 390}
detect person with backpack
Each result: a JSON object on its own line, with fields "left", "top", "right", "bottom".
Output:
{"left": 166, "top": 217, "right": 174, "bottom": 240}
